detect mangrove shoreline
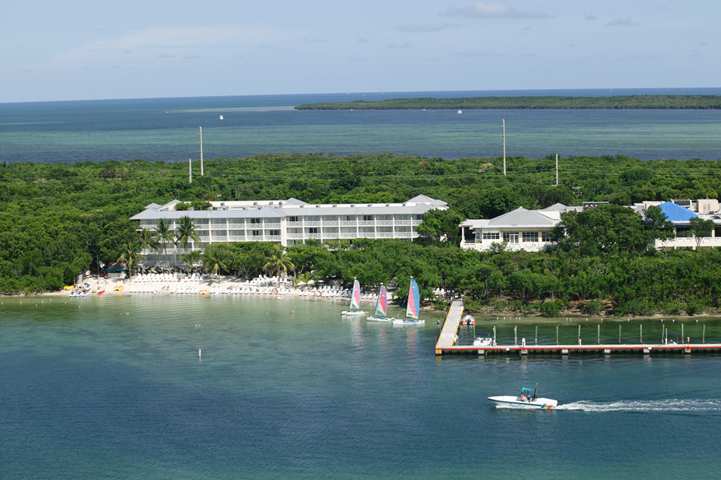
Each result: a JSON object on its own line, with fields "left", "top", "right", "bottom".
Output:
{"left": 295, "top": 95, "right": 721, "bottom": 110}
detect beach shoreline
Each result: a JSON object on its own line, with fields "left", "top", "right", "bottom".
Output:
{"left": 7, "top": 275, "right": 721, "bottom": 321}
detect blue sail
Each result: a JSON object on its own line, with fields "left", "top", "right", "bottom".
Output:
{"left": 405, "top": 277, "right": 420, "bottom": 320}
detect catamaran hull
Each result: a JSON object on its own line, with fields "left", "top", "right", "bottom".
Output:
{"left": 367, "top": 316, "right": 393, "bottom": 322}
{"left": 488, "top": 396, "right": 558, "bottom": 410}
{"left": 341, "top": 311, "right": 366, "bottom": 317}
{"left": 392, "top": 319, "right": 425, "bottom": 327}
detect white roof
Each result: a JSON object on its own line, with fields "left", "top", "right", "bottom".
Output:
{"left": 461, "top": 206, "right": 573, "bottom": 230}
{"left": 131, "top": 195, "right": 446, "bottom": 220}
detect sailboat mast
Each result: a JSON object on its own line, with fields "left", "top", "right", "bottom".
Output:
{"left": 188, "top": 157, "right": 192, "bottom": 184}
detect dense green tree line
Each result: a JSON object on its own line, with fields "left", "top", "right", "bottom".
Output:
{"left": 3, "top": 154, "right": 721, "bottom": 315}
{"left": 295, "top": 95, "right": 721, "bottom": 110}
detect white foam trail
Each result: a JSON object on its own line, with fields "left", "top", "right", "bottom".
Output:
{"left": 556, "top": 399, "right": 721, "bottom": 413}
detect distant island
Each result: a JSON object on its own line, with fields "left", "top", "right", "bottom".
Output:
{"left": 295, "top": 95, "right": 721, "bottom": 110}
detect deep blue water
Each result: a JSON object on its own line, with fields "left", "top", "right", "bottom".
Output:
{"left": 2, "top": 297, "right": 721, "bottom": 479}
{"left": 1, "top": 88, "right": 720, "bottom": 162}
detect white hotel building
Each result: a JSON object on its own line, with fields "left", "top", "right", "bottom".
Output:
{"left": 131, "top": 194, "right": 447, "bottom": 261}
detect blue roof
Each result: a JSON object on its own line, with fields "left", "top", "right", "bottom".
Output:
{"left": 660, "top": 202, "right": 697, "bottom": 222}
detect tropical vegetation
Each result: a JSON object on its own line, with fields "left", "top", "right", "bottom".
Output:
{"left": 3, "top": 153, "right": 721, "bottom": 316}
{"left": 296, "top": 95, "right": 721, "bottom": 110}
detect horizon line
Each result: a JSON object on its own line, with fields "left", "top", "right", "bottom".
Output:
{"left": 2, "top": 85, "right": 721, "bottom": 106}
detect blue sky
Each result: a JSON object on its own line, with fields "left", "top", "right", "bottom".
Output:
{"left": 2, "top": 0, "right": 719, "bottom": 102}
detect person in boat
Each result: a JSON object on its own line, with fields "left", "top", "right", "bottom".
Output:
{"left": 519, "top": 387, "right": 534, "bottom": 402}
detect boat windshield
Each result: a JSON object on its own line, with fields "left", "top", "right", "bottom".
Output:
{"left": 520, "top": 387, "right": 536, "bottom": 400}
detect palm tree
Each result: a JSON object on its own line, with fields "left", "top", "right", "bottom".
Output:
{"left": 263, "top": 252, "right": 295, "bottom": 279}
{"left": 175, "top": 216, "right": 199, "bottom": 253}
{"left": 138, "top": 228, "right": 159, "bottom": 263}
{"left": 181, "top": 251, "right": 202, "bottom": 272}
{"left": 117, "top": 241, "right": 141, "bottom": 277}
{"left": 155, "top": 219, "right": 174, "bottom": 259}
{"left": 202, "top": 249, "right": 227, "bottom": 276}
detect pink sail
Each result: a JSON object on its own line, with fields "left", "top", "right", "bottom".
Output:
{"left": 405, "top": 277, "right": 420, "bottom": 320}
{"left": 375, "top": 285, "right": 388, "bottom": 317}
{"left": 350, "top": 279, "right": 361, "bottom": 310}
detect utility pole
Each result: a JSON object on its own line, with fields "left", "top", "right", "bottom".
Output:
{"left": 555, "top": 153, "right": 559, "bottom": 186}
{"left": 502, "top": 118, "right": 507, "bottom": 176}
{"left": 199, "top": 126, "right": 204, "bottom": 176}
{"left": 188, "top": 157, "right": 192, "bottom": 184}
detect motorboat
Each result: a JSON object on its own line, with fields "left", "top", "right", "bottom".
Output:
{"left": 473, "top": 337, "right": 495, "bottom": 347}
{"left": 489, "top": 387, "right": 558, "bottom": 410}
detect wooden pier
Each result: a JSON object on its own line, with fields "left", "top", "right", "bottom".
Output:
{"left": 435, "top": 299, "right": 464, "bottom": 355}
{"left": 435, "top": 301, "right": 721, "bottom": 356}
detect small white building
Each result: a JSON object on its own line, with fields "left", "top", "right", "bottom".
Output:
{"left": 460, "top": 203, "right": 582, "bottom": 252}
{"left": 633, "top": 200, "right": 721, "bottom": 250}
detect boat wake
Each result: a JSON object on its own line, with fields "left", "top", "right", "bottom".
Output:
{"left": 556, "top": 399, "right": 721, "bottom": 413}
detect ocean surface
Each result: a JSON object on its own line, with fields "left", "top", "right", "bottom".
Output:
{"left": 1, "top": 88, "right": 721, "bottom": 163}
{"left": 2, "top": 296, "right": 721, "bottom": 479}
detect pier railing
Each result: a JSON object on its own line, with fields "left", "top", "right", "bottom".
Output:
{"left": 435, "top": 305, "right": 721, "bottom": 356}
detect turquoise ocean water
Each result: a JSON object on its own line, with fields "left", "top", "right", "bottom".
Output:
{"left": 1, "top": 88, "right": 721, "bottom": 162}
{"left": 2, "top": 296, "right": 721, "bottom": 479}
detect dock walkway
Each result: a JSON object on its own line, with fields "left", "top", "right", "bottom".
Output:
{"left": 435, "top": 299, "right": 464, "bottom": 355}
{"left": 435, "top": 301, "right": 721, "bottom": 355}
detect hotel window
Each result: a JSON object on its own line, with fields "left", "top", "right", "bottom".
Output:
{"left": 269, "top": 229, "right": 280, "bottom": 236}
{"left": 308, "top": 227, "right": 319, "bottom": 234}
{"left": 250, "top": 218, "right": 261, "bottom": 224}
{"left": 482, "top": 232, "right": 500, "bottom": 240}
{"left": 522, "top": 232, "right": 539, "bottom": 242}
{"left": 503, "top": 232, "right": 520, "bottom": 243}
{"left": 252, "top": 230, "right": 261, "bottom": 236}
{"left": 541, "top": 231, "right": 553, "bottom": 242}
{"left": 288, "top": 216, "right": 299, "bottom": 222}
{"left": 363, "top": 215, "right": 374, "bottom": 221}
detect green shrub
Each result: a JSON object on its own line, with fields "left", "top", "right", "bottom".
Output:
{"left": 580, "top": 300, "right": 603, "bottom": 315}
{"left": 540, "top": 300, "right": 564, "bottom": 317}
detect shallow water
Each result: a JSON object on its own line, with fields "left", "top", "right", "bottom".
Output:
{"left": 1, "top": 296, "right": 721, "bottom": 479}
{"left": 2, "top": 89, "right": 721, "bottom": 162}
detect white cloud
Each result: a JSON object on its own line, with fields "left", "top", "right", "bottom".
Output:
{"left": 606, "top": 17, "right": 639, "bottom": 27}
{"left": 442, "top": 2, "right": 551, "bottom": 19}
{"left": 396, "top": 23, "right": 459, "bottom": 33}
{"left": 53, "top": 25, "right": 281, "bottom": 64}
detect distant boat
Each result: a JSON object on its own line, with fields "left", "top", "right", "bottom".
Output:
{"left": 393, "top": 277, "right": 424, "bottom": 326}
{"left": 218, "top": 114, "right": 224, "bottom": 120}
{"left": 457, "top": 109, "right": 463, "bottom": 114}
{"left": 367, "top": 284, "right": 391, "bottom": 322}
{"left": 342, "top": 278, "right": 365, "bottom": 318}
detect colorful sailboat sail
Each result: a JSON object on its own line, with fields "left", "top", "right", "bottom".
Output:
{"left": 405, "top": 277, "right": 420, "bottom": 320}
{"left": 374, "top": 284, "right": 389, "bottom": 318}
{"left": 350, "top": 278, "right": 361, "bottom": 311}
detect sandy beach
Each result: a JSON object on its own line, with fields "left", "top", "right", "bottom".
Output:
{"left": 65, "top": 273, "right": 381, "bottom": 303}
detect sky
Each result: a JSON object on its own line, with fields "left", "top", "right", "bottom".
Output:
{"left": 2, "top": 0, "right": 719, "bottom": 102}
